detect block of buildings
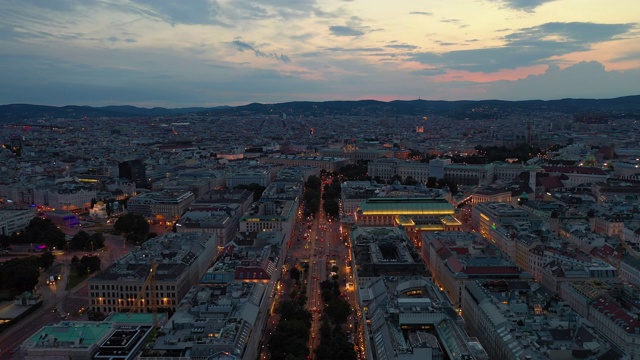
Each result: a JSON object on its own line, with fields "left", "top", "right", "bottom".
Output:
{"left": 463, "top": 280, "right": 618, "bottom": 360}
{"left": 150, "top": 282, "right": 265, "bottom": 359}
{"left": 351, "top": 227, "right": 426, "bottom": 281}
{"left": 422, "top": 231, "right": 532, "bottom": 307}
{"left": 359, "top": 276, "right": 488, "bottom": 360}
{"left": 88, "top": 232, "right": 217, "bottom": 314}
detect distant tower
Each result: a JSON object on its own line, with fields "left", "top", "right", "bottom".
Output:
{"left": 119, "top": 159, "right": 148, "bottom": 189}
{"left": 526, "top": 120, "right": 532, "bottom": 145}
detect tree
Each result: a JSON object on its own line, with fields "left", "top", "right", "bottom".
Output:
{"left": 114, "top": 213, "right": 149, "bottom": 235}
{"left": 325, "top": 298, "right": 352, "bottom": 325}
{"left": 322, "top": 199, "right": 340, "bottom": 219}
{"left": 404, "top": 176, "right": 418, "bottom": 186}
{"left": 16, "top": 217, "right": 66, "bottom": 250}
{"left": 0, "top": 257, "right": 40, "bottom": 294}
{"left": 289, "top": 267, "right": 301, "bottom": 283}
{"left": 39, "top": 251, "right": 56, "bottom": 269}
{"left": 90, "top": 232, "right": 105, "bottom": 249}
{"left": 70, "top": 230, "right": 91, "bottom": 251}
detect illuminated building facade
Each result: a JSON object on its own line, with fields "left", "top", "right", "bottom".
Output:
{"left": 88, "top": 232, "right": 217, "bottom": 314}
{"left": 355, "top": 197, "right": 458, "bottom": 231}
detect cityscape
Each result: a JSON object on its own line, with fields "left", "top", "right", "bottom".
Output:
{"left": 0, "top": 99, "right": 640, "bottom": 360}
{"left": 2, "top": 1, "right": 640, "bottom": 360}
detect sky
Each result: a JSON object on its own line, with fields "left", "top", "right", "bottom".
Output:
{"left": 1, "top": 0, "right": 639, "bottom": 107}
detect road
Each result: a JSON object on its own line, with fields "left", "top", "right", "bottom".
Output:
{"left": 0, "top": 228, "right": 135, "bottom": 359}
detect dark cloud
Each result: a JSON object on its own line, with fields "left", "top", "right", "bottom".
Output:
{"left": 485, "top": 61, "right": 640, "bottom": 100}
{"left": 329, "top": 25, "right": 365, "bottom": 37}
{"left": 412, "top": 21, "right": 636, "bottom": 72}
{"left": 507, "top": 22, "right": 635, "bottom": 44}
{"left": 409, "top": 11, "right": 432, "bottom": 16}
{"left": 232, "top": 40, "right": 292, "bottom": 63}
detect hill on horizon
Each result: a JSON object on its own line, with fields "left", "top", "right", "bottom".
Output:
{"left": 1, "top": 95, "right": 639, "bottom": 121}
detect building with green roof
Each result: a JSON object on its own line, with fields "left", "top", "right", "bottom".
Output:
{"left": 355, "top": 197, "right": 460, "bottom": 231}
{"left": 24, "top": 322, "right": 113, "bottom": 359}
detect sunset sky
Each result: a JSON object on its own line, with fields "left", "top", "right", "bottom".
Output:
{"left": 1, "top": 0, "right": 639, "bottom": 107}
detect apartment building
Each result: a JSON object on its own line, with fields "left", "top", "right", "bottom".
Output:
{"left": 88, "top": 232, "right": 217, "bottom": 314}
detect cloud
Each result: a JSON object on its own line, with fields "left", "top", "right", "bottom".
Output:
{"left": 485, "top": 61, "right": 640, "bottom": 100}
{"left": 329, "top": 25, "right": 365, "bottom": 37}
{"left": 412, "top": 21, "right": 636, "bottom": 72}
{"left": 492, "top": 0, "right": 557, "bottom": 12}
{"left": 130, "top": 0, "right": 227, "bottom": 26}
{"left": 326, "top": 47, "right": 384, "bottom": 52}
{"left": 386, "top": 43, "right": 418, "bottom": 50}
{"left": 232, "top": 40, "right": 292, "bottom": 63}
{"left": 411, "top": 68, "right": 447, "bottom": 76}
{"left": 409, "top": 11, "right": 432, "bottom": 16}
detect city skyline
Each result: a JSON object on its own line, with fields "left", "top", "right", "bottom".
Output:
{"left": 1, "top": 0, "right": 639, "bottom": 107}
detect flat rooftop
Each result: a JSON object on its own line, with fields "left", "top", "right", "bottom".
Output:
{"left": 28, "top": 322, "right": 113, "bottom": 347}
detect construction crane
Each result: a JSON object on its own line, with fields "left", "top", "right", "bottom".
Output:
{"left": 128, "top": 261, "right": 159, "bottom": 327}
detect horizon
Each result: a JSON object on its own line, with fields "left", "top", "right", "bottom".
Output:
{"left": 3, "top": 93, "right": 640, "bottom": 110}
{"left": 1, "top": 1, "right": 639, "bottom": 107}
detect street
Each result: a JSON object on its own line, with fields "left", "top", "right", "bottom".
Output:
{"left": 0, "top": 227, "right": 135, "bottom": 359}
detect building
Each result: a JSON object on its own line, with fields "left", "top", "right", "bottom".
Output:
{"left": 320, "top": 147, "right": 394, "bottom": 164}
{"left": 560, "top": 282, "right": 640, "bottom": 358}
{"left": 358, "top": 276, "right": 488, "bottom": 360}
{"left": 88, "top": 232, "right": 217, "bottom": 314}
{"left": 356, "top": 198, "right": 457, "bottom": 231}
{"left": 195, "top": 189, "right": 254, "bottom": 213}
{"left": 462, "top": 280, "right": 616, "bottom": 360}
{"left": 22, "top": 316, "right": 156, "bottom": 360}
{"left": 422, "top": 231, "right": 531, "bottom": 308}
{"left": 351, "top": 227, "right": 426, "bottom": 280}
{"left": 150, "top": 282, "right": 265, "bottom": 359}
{"left": 127, "top": 190, "right": 195, "bottom": 224}
{"left": 41, "top": 209, "right": 80, "bottom": 228}
{"left": 225, "top": 168, "right": 271, "bottom": 188}
{"left": 367, "top": 158, "right": 431, "bottom": 183}
{"left": 176, "top": 204, "right": 242, "bottom": 248}
{"left": 0, "top": 208, "right": 35, "bottom": 236}
{"left": 261, "top": 155, "right": 349, "bottom": 172}
{"left": 33, "top": 182, "right": 97, "bottom": 211}
{"left": 119, "top": 159, "right": 148, "bottom": 189}
{"left": 471, "top": 202, "right": 532, "bottom": 243}
{"left": 239, "top": 200, "right": 296, "bottom": 235}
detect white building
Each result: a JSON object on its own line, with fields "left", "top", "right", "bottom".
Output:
{"left": 0, "top": 208, "right": 36, "bottom": 236}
